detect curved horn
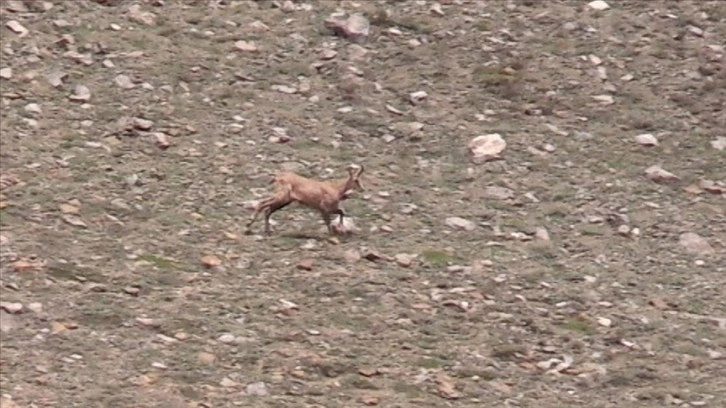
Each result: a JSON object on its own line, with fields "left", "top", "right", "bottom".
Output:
{"left": 356, "top": 164, "right": 364, "bottom": 176}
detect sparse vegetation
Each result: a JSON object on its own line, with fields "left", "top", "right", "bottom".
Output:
{"left": 421, "top": 250, "right": 454, "bottom": 267}
{"left": 0, "top": 1, "right": 724, "bottom": 407}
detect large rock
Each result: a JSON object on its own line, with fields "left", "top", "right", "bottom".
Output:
{"left": 468, "top": 134, "right": 506, "bottom": 163}
{"left": 445, "top": 217, "right": 476, "bottom": 231}
{"left": 325, "top": 13, "right": 370, "bottom": 43}
{"left": 679, "top": 232, "right": 715, "bottom": 256}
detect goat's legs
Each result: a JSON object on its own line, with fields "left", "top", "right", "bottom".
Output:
{"left": 321, "top": 209, "right": 347, "bottom": 235}
{"left": 246, "top": 202, "right": 269, "bottom": 229}
{"left": 247, "top": 195, "right": 277, "bottom": 228}
{"left": 247, "top": 191, "right": 292, "bottom": 234}
{"left": 320, "top": 212, "right": 332, "bottom": 234}
{"left": 333, "top": 208, "right": 345, "bottom": 226}
{"left": 263, "top": 201, "right": 292, "bottom": 234}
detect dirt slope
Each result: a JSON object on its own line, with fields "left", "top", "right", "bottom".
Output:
{"left": 1, "top": 1, "right": 724, "bottom": 407}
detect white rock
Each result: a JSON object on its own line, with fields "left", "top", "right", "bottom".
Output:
{"left": 4, "top": 1, "right": 29, "bottom": 12}
{"left": 711, "top": 136, "right": 726, "bottom": 151}
{"left": 127, "top": 4, "right": 156, "bottom": 26}
{"left": 687, "top": 25, "right": 704, "bottom": 37}
{"left": 592, "top": 94, "right": 614, "bottom": 105}
{"left": 220, "top": 377, "right": 239, "bottom": 387}
{"left": 445, "top": 217, "right": 476, "bottom": 231}
{"left": 319, "top": 49, "right": 337, "bottom": 60}
{"left": 0, "top": 310, "right": 19, "bottom": 332}
{"left": 347, "top": 44, "right": 368, "bottom": 61}
{"left": 635, "top": 133, "right": 658, "bottom": 146}
{"left": 430, "top": 2, "right": 444, "bottom": 16}
{"left": 394, "top": 253, "right": 415, "bottom": 267}
{"left": 46, "top": 71, "right": 67, "bottom": 87}
{"left": 699, "top": 179, "right": 725, "bottom": 195}
{"left": 27, "top": 302, "right": 43, "bottom": 313}
{"left": 280, "top": 0, "right": 295, "bottom": 12}
{"left": 563, "top": 22, "right": 578, "bottom": 31}
{"left": 279, "top": 299, "right": 299, "bottom": 310}
{"left": 391, "top": 121, "right": 424, "bottom": 139}
{"left": 0, "top": 302, "right": 23, "bottom": 314}
{"left": 332, "top": 216, "right": 358, "bottom": 235}
{"left": 53, "top": 19, "right": 72, "bottom": 29}
{"left": 271, "top": 84, "right": 297, "bottom": 94}
{"left": 24, "top": 103, "right": 42, "bottom": 115}
{"left": 245, "top": 381, "right": 269, "bottom": 396}
{"left": 5, "top": 20, "right": 29, "bottom": 37}
{"left": 69, "top": 84, "right": 91, "bottom": 102}
{"left": 0, "top": 67, "right": 12, "bottom": 80}
{"left": 114, "top": 74, "right": 135, "bottom": 89}
{"left": 248, "top": 20, "right": 270, "bottom": 31}
{"left": 218, "top": 333, "right": 237, "bottom": 344}
{"left": 645, "top": 165, "right": 679, "bottom": 184}
{"left": 234, "top": 40, "right": 258, "bottom": 52}
{"left": 587, "top": 1, "right": 610, "bottom": 11}
{"left": 133, "top": 118, "right": 153, "bottom": 130}
{"left": 325, "top": 13, "right": 370, "bottom": 43}
{"left": 679, "top": 232, "right": 715, "bottom": 256}
{"left": 468, "top": 133, "right": 506, "bottom": 163}
{"left": 409, "top": 90, "right": 428, "bottom": 105}
{"left": 596, "top": 66, "right": 608, "bottom": 80}
{"left": 483, "top": 186, "right": 514, "bottom": 200}
{"left": 535, "top": 228, "right": 550, "bottom": 241}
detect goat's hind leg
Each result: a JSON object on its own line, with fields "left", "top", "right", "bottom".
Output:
{"left": 263, "top": 201, "right": 292, "bottom": 234}
{"left": 259, "top": 187, "right": 294, "bottom": 234}
{"left": 246, "top": 206, "right": 265, "bottom": 229}
{"left": 247, "top": 197, "right": 272, "bottom": 228}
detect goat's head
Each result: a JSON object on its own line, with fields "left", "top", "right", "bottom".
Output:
{"left": 342, "top": 164, "right": 365, "bottom": 197}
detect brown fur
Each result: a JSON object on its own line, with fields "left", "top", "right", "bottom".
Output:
{"left": 247, "top": 165, "right": 364, "bottom": 235}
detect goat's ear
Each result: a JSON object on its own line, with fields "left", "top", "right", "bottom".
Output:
{"left": 347, "top": 167, "right": 355, "bottom": 177}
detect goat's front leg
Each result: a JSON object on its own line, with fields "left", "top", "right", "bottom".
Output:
{"left": 320, "top": 211, "right": 336, "bottom": 234}
{"left": 333, "top": 208, "right": 345, "bottom": 226}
